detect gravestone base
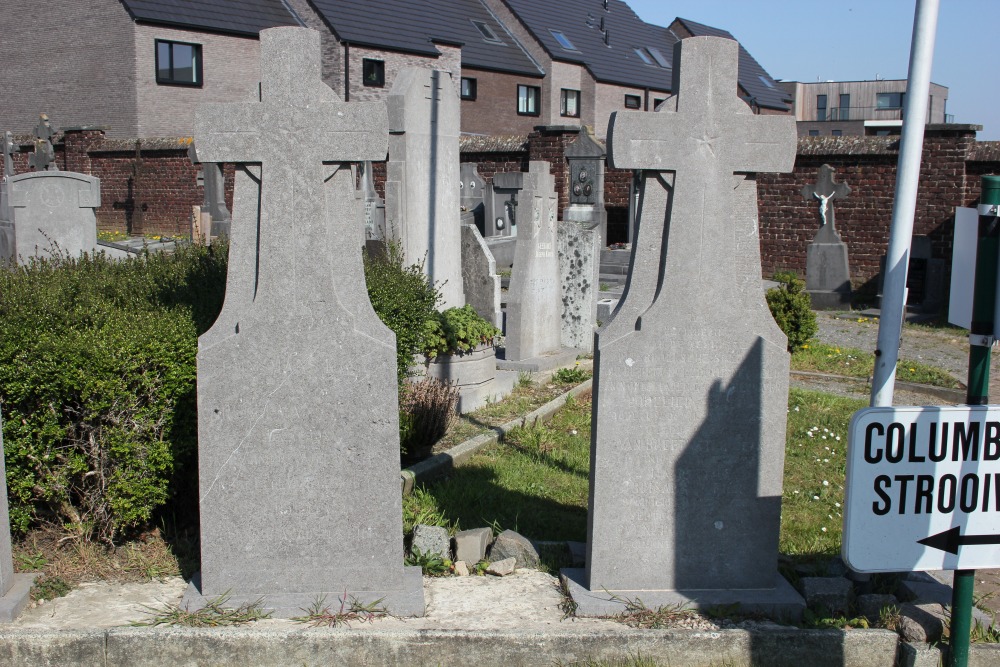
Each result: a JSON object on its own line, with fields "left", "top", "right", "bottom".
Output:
{"left": 181, "top": 567, "right": 425, "bottom": 619}
{"left": 808, "top": 289, "right": 852, "bottom": 310}
{"left": 805, "top": 241, "right": 851, "bottom": 310}
{"left": 496, "top": 347, "right": 581, "bottom": 373}
{"left": 560, "top": 568, "right": 804, "bottom": 621}
{"left": 415, "top": 346, "right": 518, "bottom": 414}
{"left": 0, "top": 574, "right": 38, "bottom": 622}
{"left": 454, "top": 370, "right": 518, "bottom": 413}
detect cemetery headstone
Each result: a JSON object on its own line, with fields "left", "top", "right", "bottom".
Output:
{"left": 183, "top": 26, "right": 423, "bottom": 618}
{"left": 461, "top": 223, "right": 502, "bottom": 329}
{"left": 562, "top": 36, "right": 803, "bottom": 616}
{"left": 0, "top": 132, "right": 14, "bottom": 260}
{"left": 187, "top": 142, "right": 231, "bottom": 240}
{"left": 361, "top": 161, "right": 386, "bottom": 241}
{"left": 28, "top": 114, "right": 57, "bottom": 172}
{"left": 386, "top": 68, "right": 465, "bottom": 308}
{"left": 801, "top": 164, "right": 852, "bottom": 308}
{"left": 558, "top": 221, "right": 599, "bottom": 352}
{"left": 460, "top": 163, "right": 487, "bottom": 235}
{"left": 8, "top": 171, "right": 100, "bottom": 261}
{"left": 484, "top": 171, "right": 520, "bottom": 239}
{"left": 562, "top": 128, "right": 607, "bottom": 246}
{"left": 0, "top": 416, "right": 36, "bottom": 621}
{"left": 501, "top": 161, "right": 577, "bottom": 370}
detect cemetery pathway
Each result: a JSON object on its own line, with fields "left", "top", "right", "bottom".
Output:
{"left": 799, "top": 311, "right": 1000, "bottom": 620}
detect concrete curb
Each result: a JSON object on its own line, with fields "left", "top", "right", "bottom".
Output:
{"left": 0, "top": 625, "right": 962, "bottom": 667}
{"left": 790, "top": 370, "right": 967, "bottom": 403}
{"left": 400, "top": 379, "right": 593, "bottom": 495}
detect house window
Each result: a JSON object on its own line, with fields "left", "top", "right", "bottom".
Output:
{"left": 808, "top": 129, "right": 820, "bottom": 137}
{"left": 362, "top": 59, "right": 385, "bottom": 87}
{"left": 839, "top": 94, "right": 850, "bottom": 121}
{"left": 832, "top": 129, "right": 843, "bottom": 137}
{"left": 461, "top": 77, "right": 477, "bottom": 101}
{"left": 816, "top": 94, "right": 827, "bottom": 121}
{"left": 472, "top": 20, "right": 502, "bottom": 43}
{"left": 876, "top": 92, "right": 904, "bottom": 109}
{"left": 155, "top": 39, "right": 202, "bottom": 86}
{"left": 653, "top": 98, "right": 666, "bottom": 109}
{"left": 560, "top": 89, "right": 580, "bottom": 117}
{"left": 634, "top": 48, "right": 653, "bottom": 65}
{"left": 550, "top": 30, "right": 577, "bottom": 50}
{"left": 624, "top": 94, "right": 641, "bottom": 109}
{"left": 517, "top": 84, "right": 540, "bottom": 115}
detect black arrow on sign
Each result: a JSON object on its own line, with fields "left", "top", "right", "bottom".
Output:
{"left": 918, "top": 526, "right": 1000, "bottom": 555}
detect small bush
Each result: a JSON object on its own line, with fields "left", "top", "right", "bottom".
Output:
{"left": 552, "top": 365, "right": 590, "bottom": 385}
{"left": 363, "top": 242, "right": 441, "bottom": 384}
{"left": 422, "top": 305, "right": 501, "bottom": 359}
{"left": 0, "top": 243, "right": 227, "bottom": 542}
{"left": 399, "top": 378, "right": 458, "bottom": 460}
{"left": 766, "top": 271, "right": 818, "bottom": 352}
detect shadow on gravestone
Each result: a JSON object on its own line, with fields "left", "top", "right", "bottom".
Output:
{"left": 561, "top": 36, "right": 805, "bottom": 623}
{"left": 182, "top": 27, "right": 423, "bottom": 618}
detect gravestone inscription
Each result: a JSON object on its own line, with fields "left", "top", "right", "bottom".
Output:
{"left": 562, "top": 36, "right": 802, "bottom": 616}
{"left": 184, "top": 27, "right": 423, "bottom": 618}
{"left": 801, "top": 164, "right": 852, "bottom": 308}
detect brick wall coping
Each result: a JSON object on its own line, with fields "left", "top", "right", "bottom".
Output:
{"left": 87, "top": 138, "right": 193, "bottom": 153}
{"left": 459, "top": 134, "right": 528, "bottom": 152}
{"left": 969, "top": 142, "right": 1000, "bottom": 162}
{"left": 796, "top": 136, "right": 900, "bottom": 157}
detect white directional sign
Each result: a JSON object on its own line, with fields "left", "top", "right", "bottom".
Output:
{"left": 844, "top": 405, "right": 1000, "bottom": 573}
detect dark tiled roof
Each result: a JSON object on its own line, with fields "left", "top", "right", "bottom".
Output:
{"left": 674, "top": 18, "right": 791, "bottom": 111}
{"left": 502, "top": 0, "right": 675, "bottom": 90}
{"left": 310, "top": 0, "right": 542, "bottom": 77}
{"left": 119, "top": 0, "right": 301, "bottom": 36}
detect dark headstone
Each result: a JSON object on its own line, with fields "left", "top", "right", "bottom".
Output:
{"left": 801, "top": 164, "right": 852, "bottom": 308}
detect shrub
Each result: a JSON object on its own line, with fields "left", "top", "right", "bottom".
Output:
{"left": 399, "top": 378, "right": 458, "bottom": 461}
{"left": 0, "top": 244, "right": 227, "bottom": 542}
{"left": 422, "top": 305, "right": 501, "bottom": 359}
{"left": 766, "top": 271, "right": 818, "bottom": 352}
{"left": 363, "top": 242, "right": 441, "bottom": 384}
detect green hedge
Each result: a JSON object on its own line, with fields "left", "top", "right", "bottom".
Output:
{"left": 766, "top": 271, "right": 818, "bottom": 352}
{"left": 0, "top": 245, "right": 226, "bottom": 542}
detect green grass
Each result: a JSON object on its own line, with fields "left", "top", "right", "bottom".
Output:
{"left": 791, "top": 342, "right": 961, "bottom": 389}
{"left": 406, "top": 387, "right": 871, "bottom": 565}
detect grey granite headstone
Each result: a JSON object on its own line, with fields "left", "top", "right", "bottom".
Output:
{"left": 0, "top": 416, "right": 36, "bottom": 621}
{"left": 461, "top": 223, "right": 502, "bottom": 329}
{"left": 8, "top": 171, "right": 100, "bottom": 262}
{"left": 484, "top": 171, "right": 521, "bottom": 239}
{"left": 2, "top": 132, "right": 13, "bottom": 179}
{"left": 504, "top": 161, "right": 562, "bottom": 363}
{"left": 802, "top": 164, "right": 852, "bottom": 309}
{"left": 460, "top": 163, "right": 486, "bottom": 234}
{"left": 562, "top": 36, "right": 802, "bottom": 617}
{"left": 0, "top": 132, "right": 14, "bottom": 259}
{"left": 361, "top": 161, "right": 385, "bottom": 241}
{"left": 184, "top": 27, "right": 423, "bottom": 618}
{"left": 558, "top": 221, "right": 599, "bottom": 353}
{"left": 187, "top": 142, "right": 231, "bottom": 239}
{"left": 386, "top": 68, "right": 465, "bottom": 308}
{"left": 28, "top": 114, "right": 57, "bottom": 172}
{"left": 562, "top": 128, "right": 607, "bottom": 246}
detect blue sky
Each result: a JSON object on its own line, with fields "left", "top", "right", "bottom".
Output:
{"left": 627, "top": 1, "right": 1000, "bottom": 140}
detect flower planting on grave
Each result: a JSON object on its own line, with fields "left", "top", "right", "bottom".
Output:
{"left": 0, "top": 243, "right": 227, "bottom": 542}
{"left": 421, "top": 305, "right": 501, "bottom": 359}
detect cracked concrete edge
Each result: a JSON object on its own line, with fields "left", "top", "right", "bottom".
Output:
{"left": 0, "top": 626, "right": 928, "bottom": 667}
{"left": 401, "top": 379, "right": 593, "bottom": 495}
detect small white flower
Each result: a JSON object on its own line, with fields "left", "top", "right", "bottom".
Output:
{"left": 813, "top": 495, "right": 820, "bottom": 500}
{"left": 823, "top": 480, "right": 829, "bottom": 486}
{"left": 834, "top": 502, "right": 841, "bottom": 508}
{"left": 823, "top": 458, "right": 829, "bottom": 463}
{"left": 821, "top": 527, "right": 827, "bottom": 532}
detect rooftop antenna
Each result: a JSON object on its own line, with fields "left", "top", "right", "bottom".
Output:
{"left": 604, "top": 28, "right": 610, "bottom": 46}
{"left": 603, "top": 0, "right": 609, "bottom": 11}
{"left": 600, "top": 16, "right": 605, "bottom": 31}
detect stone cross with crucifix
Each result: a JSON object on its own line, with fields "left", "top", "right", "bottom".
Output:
{"left": 28, "top": 114, "right": 57, "bottom": 172}
{"left": 801, "top": 163, "right": 850, "bottom": 243}
{"left": 565, "top": 36, "right": 802, "bottom": 617}
{"left": 186, "top": 27, "right": 423, "bottom": 618}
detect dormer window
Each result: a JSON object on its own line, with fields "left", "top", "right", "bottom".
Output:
{"left": 472, "top": 20, "right": 502, "bottom": 43}
{"left": 634, "top": 48, "right": 653, "bottom": 65}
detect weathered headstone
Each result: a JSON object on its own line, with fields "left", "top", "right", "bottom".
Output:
{"left": 188, "top": 142, "right": 231, "bottom": 240}
{"left": 461, "top": 223, "right": 502, "bottom": 329}
{"left": 801, "top": 164, "right": 852, "bottom": 308}
{"left": 0, "top": 416, "right": 36, "bottom": 621}
{"left": 562, "top": 36, "right": 802, "bottom": 616}
{"left": 460, "top": 162, "right": 487, "bottom": 234}
{"left": 386, "top": 68, "right": 465, "bottom": 308}
{"left": 563, "top": 128, "right": 607, "bottom": 245}
{"left": 502, "top": 161, "right": 574, "bottom": 370}
{"left": 361, "top": 161, "right": 385, "bottom": 241}
{"left": 0, "top": 132, "right": 15, "bottom": 260}
{"left": 558, "top": 221, "right": 599, "bottom": 352}
{"left": 8, "top": 171, "right": 100, "bottom": 261}
{"left": 28, "top": 114, "right": 57, "bottom": 172}
{"left": 183, "top": 27, "right": 423, "bottom": 618}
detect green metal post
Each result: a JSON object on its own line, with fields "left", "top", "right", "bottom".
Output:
{"left": 950, "top": 175, "right": 1000, "bottom": 667}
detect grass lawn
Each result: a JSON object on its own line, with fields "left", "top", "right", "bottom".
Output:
{"left": 790, "top": 342, "right": 961, "bottom": 389}
{"left": 405, "top": 387, "right": 866, "bottom": 563}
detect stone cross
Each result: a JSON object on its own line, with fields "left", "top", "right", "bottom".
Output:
{"left": 801, "top": 164, "right": 850, "bottom": 242}
{"left": 2, "top": 132, "right": 14, "bottom": 180}
{"left": 28, "top": 114, "right": 57, "bottom": 172}
{"left": 187, "top": 27, "right": 423, "bottom": 618}
{"left": 565, "top": 37, "right": 801, "bottom": 616}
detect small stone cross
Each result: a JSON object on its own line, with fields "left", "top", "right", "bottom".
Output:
{"left": 28, "top": 113, "right": 57, "bottom": 172}
{"left": 801, "top": 164, "right": 850, "bottom": 238}
{"left": 194, "top": 28, "right": 387, "bottom": 302}
{"left": 2, "top": 131, "right": 14, "bottom": 179}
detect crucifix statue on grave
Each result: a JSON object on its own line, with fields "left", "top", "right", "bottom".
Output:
{"left": 801, "top": 164, "right": 850, "bottom": 243}
{"left": 28, "top": 114, "right": 57, "bottom": 172}
{"left": 2, "top": 132, "right": 14, "bottom": 180}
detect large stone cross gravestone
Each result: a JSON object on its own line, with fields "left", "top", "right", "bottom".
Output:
{"left": 184, "top": 27, "right": 423, "bottom": 617}
{"left": 802, "top": 164, "right": 852, "bottom": 308}
{"left": 563, "top": 37, "right": 802, "bottom": 616}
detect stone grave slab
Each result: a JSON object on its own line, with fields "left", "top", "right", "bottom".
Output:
{"left": 563, "top": 36, "right": 803, "bottom": 618}
{"left": 360, "top": 161, "right": 385, "bottom": 241}
{"left": 461, "top": 223, "right": 502, "bottom": 329}
{"left": 802, "top": 164, "right": 852, "bottom": 309}
{"left": 8, "top": 171, "right": 100, "bottom": 262}
{"left": 386, "top": 68, "right": 464, "bottom": 308}
{"left": 0, "top": 132, "right": 14, "bottom": 261}
{"left": 0, "top": 416, "right": 37, "bottom": 621}
{"left": 183, "top": 27, "right": 423, "bottom": 618}
{"left": 558, "top": 221, "right": 599, "bottom": 352}
{"left": 460, "top": 163, "right": 487, "bottom": 234}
